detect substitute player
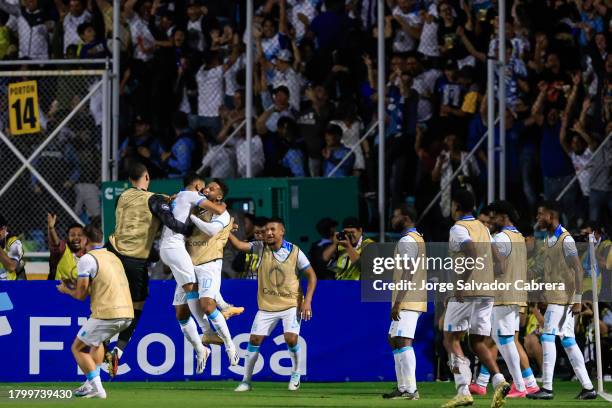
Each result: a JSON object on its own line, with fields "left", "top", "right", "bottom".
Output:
{"left": 106, "top": 163, "right": 193, "bottom": 375}
{"left": 57, "top": 226, "right": 133, "bottom": 399}
{"left": 229, "top": 218, "right": 317, "bottom": 391}
{"left": 383, "top": 204, "right": 426, "bottom": 400}
{"left": 527, "top": 201, "right": 596, "bottom": 400}
{"left": 442, "top": 189, "right": 510, "bottom": 408}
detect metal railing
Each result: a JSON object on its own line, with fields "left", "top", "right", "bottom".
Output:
{"left": 326, "top": 121, "right": 378, "bottom": 178}
{"left": 196, "top": 119, "right": 246, "bottom": 174}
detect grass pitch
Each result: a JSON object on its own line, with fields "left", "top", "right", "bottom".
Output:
{"left": 1, "top": 381, "right": 611, "bottom": 407}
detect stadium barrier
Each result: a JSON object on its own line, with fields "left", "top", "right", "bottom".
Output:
{"left": 0, "top": 280, "right": 435, "bottom": 382}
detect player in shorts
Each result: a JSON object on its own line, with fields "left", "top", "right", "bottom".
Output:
{"left": 228, "top": 218, "right": 317, "bottom": 392}
{"left": 57, "top": 226, "right": 133, "bottom": 399}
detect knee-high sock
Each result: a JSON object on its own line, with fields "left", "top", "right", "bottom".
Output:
{"left": 562, "top": 337, "right": 594, "bottom": 390}
{"left": 207, "top": 309, "right": 233, "bottom": 348}
{"left": 476, "top": 365, "right": 490, "bottom": 387}
{"left": 521, "top": 367, "right": 538, "bottom": 389}
{"left": 396, "top": 346, "right": 416, "bottom": 393}
{"left": 451, "top": 354, "right": 471, "bottom": 396}
{"left": 242, "top": 343, "right": 260, "bottom": 383}
{"left": 86, "top": 366, "right": 103, "bottom": 392}
{"left": 541, "top": 333, "right": 557, "bottom": 390}
{"left": 288, "top": 344, "right": 301, "bottom": 374}
{"left": 215, "top": 293, "right": 229, "bottom": 310}
{"left": 116, "top": 309, "right": 142, "bottom": 353}
{"left": 393, "top": 352, "right": 406, "bottom": 392}
{"left": 179, "top": 317, "right": 205, "bottom": 354}
{"left": 186, "top": 292, "right": 212, "bottom": 334}
{"left": 496, "top": 335, "right": 525, "bottom": 391}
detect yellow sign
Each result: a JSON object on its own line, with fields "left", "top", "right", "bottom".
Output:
{"left": 8, "top": 80, "right": 41, "bottom": 135}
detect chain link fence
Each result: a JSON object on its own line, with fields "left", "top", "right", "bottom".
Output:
{"left": 0, "top": 65, "right": 110, "bottom": 253}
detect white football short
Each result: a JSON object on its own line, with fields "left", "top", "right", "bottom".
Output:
{"left": 195, "top": 260, "right": 222, "bottom": 300}
{"left": 160, "top": 245, "right": 196, "bottom": 287}
{"left": 543, "top": 303, "right": 575, "bottom": 338}
{"left": 389, "top": 310, "right": 421, "bottom": 339}
{"left": 77, "top": 317, "right": 132, "bottom": 347}
{"left": 251, "top": 307, "right": 301, "bottom": 336}
{"left": 443, "top": 297, "right": 494, "bottom": 335}
{"left": 491, "top": 304, "right": 520, "bottom": 336}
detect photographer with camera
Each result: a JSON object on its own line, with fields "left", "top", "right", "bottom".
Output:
{"left": 322, "top": 217, "right": 374, "bottom": 280}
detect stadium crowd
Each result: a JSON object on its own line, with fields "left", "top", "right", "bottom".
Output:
{"left": 0, "top": 0, "right": 610, "bottom": 237}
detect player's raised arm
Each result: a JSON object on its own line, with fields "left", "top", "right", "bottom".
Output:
{"left": 300, "top": 265, "right": 317, "bottom": 321}
{"left": 199, "top": 199, "right": 226, "bottom": 215}
{"left": 190, "top": 214, "right": 231, "bottom": 236}
{"left": 148, "top": 194, "right": 192, "bottom": 235}
{"left": 228, "top": 232, "right": 252, "bottom": 253}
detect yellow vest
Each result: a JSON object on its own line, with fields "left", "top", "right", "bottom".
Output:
{"left": 393, "top": 231, "right": 427, "bottom": 312}
{"left": 55, "top": 245, "right": 79, "bottom": 281}
{"left": 88, "top": 248, "right": 134, "bottom": 319}
{"left": 187, "top": 212, "right": 233, "bottom": 266}
{"left": 495, "top": 229, "right": 527, "bottom": 306}
{"left": 452, "top": 219, "right": 494, "bottom": 297}
{"left": 544, "top": 230, "right": 575, "bottom": 305}
{"left": 333, "top": 237, "right": 375, "bottom": 280}
{"left": 257, "top": 244, "right": 302, "bottom": 312}
{"left": 1, "top": 236, "right": 24, "bottom": 280}
{"left": 109, "top": 188, "right": 160, "bottom": 259}
{"left": 241, "top": 252, "right": 260, "bottom": 279}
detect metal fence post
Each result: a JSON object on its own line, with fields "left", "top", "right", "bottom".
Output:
{"left": 112, "top": 0, "right": 121, "bottom": 180}
{"left": 377, "top": 0, "right": 385, "bottom": 242}
{"left": 487, "top": 58, "right": 496, "bottom": 204}
{"left": 498, "top": 0, "right": 506, "bottom": 200}
{"left": 245, "top": 0, "right": 254, "bottom": 178}
{"left": 102, "top": 70, "right": 110, "bottom": 182}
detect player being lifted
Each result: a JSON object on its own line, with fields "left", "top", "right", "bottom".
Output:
{"left": 527, "top": 201, "right": 596, "bottom": 400}
{"left": 442, "top": 189, "right": 510, "bottom": 408}
{"left": 383, "top": 204, "right": 426, "bottom": 400}
{"left": 57, "top": 226, "right": 133, "bottom": 398}
{"left": 159, "top": 173, "right": 226, "bottom": 372}
{"left": 105, "top": 163, "right": 193, "bottom": 376}
{"left": 229, "top": 218, "right": 317, "bottom": 391}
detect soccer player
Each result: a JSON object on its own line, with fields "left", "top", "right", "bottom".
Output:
{"left": 57, "top": 226, "right": 133, "bottom": 399}
{"left": 527, "top": 201, "right": 596, "bottom": 400}
{"left": 228, "top": 218, "right": 317, "bottom": 391}
{"left": 0, "top": 213, "right": 25, "bottom": 280}
{"left": 159, "top": 172, "right": 226, "bottom": 373}
{"left": 105, "top": 163, "right": 194, "bottom": 376}
{"left": 383, "top": 204, "right": 425, "bottom": 400}
{"left": 442, "top": 189, "right": 510, "bottom": 408}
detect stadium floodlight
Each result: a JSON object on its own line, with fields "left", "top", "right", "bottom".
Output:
{"left": 589, "top": 233, "right": 612, "bottom": 402}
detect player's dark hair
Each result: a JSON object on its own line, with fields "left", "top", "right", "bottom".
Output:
{"left": 128, "top": 162, "right": 148, "bottom": 181}
{"left": 211, "top": 178, "right": 229, "bottom": 198}
{"left": 395, "top": 203, "right": 417, "bottom": 224}
{"left": 492, "top": 200, "right": 519, "bottom": 224}
{"left": 66, "top": 223, "right": 84, "bottom": 235}
{"left": 267, "top": 217, "right": 285, "bottom": 227}
{"left": 452, "top": 189, "right": 475, "bottom": 213}
{"left": 480, "top": 203, "right": 494, "bottom": 216}
{"left": 183, "top": 171, "right": 202, "bottom": 188}
{"left": 254, "top": 217, "right": 269, "bottom": 227}
{"left": 539, "top": 200, "right": 562, "bottom": 218}
{"left": 83, "top": 225, "right": 103, "bottom": 244}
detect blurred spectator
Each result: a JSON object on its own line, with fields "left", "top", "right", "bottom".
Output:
{"left": 232, "top": 216, "right": 268, "bottom": 279}
{"left": 309, "top": 217, "right": 337, "bottom": 280}
{"left": 77, "top": 22, "right": 109, "bottom": 59}
{"left": 199, "top": 127, "right": 236, "bottom": 178}
{"left": 119, "top": 114, "right": 163, "bottom": 179}
{"left": 54, "top": 0, "right": 92, "bottom": 55}
{"left": 0, "top": 213, "right": 25, "bottom": 280}
{"left": 322, "top": 123, "right": 354, "bottom": 177}
{"left": 322, "top": 216, "right": 374, "bottom": 280}
{"left": 46, "top": 213, "right": 85, "bottom": 281}
{"left": 0, "top": 0, "right": 51, "bottom": 59}
{"left": 162, "top": 112, "right": 196, "bottom": 178}
{"left": 277, "top": 116, "right": 306, "bottom": 177}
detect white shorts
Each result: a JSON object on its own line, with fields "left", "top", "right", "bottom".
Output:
{"left": 77, "top": 317, "right": 132, "bottom": 347}
{"left": 491, "top": 305, "right": 520, "bottom": 336}
{"left": 389, "top": 310, "right": 421, "bottom": 339}
{"left": 195, "top": 260, "right": 222, "bottom": 300}
{"left": 443, "top": 297, "right": 494, "bottom": 335}
{"left": 173, "top": 284, "right": 187, "bottom": 306}
{"left": 543, "top": 304, "right": 575, "bottom": 338}
{"left": 251, "top": 307, "right": 301, "bottom": 336}
{"left": 160, "top": 245, "right": 195, "bottom": 287}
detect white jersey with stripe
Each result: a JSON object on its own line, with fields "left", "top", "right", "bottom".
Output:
{"left": 161, "top": 190, "right": 206, "bottom": 248}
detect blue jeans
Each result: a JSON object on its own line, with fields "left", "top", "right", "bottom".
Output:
{"left": 589, "top": 189, "right": 612, "bottom": 223}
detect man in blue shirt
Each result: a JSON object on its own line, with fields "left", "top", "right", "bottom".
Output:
{"left": 322, "top": 124, "right": 354, "bottom": 177}
{"left": 162, "top": 112, "right": 196, "bottom": 178}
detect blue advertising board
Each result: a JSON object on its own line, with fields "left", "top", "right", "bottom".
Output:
{"left": 0, "top": 281, "right": 434, "bottom": 382}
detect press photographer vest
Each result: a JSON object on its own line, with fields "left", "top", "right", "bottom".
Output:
{"left": 393, "top": 231, "right": 427, "bottom": 312}
{"left": 0, "top": 236, "right": 24, "bottom": 280}
{"left": 109, "top": 188, "right": 160, "bottom": 259}
{"left": 494, "top": 229, "right": 527, "bottom": 306}
{"left": 257, "top": 244, "right": 302, "bottom": 312}
{"left": 88, "top": 249, "right": 134, "bottom": 319}
{"left": 55, "top": 245, "right": 79, "bottom": 281}
{"left": 452, "top": 219, "right": 494, "bottom": 297}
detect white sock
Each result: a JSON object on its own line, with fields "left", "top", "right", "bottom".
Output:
{"left": 112, "top": 347, "right": 123, "bottom": 360}
{"left": 521, "top": 367, "right": 538, "bottom": 388}
{"left": 398, "top": 346, "right": 417, "bottom": 393}
{"left": 186, "top": 292, "right": 213, "bottom": 334}
{"left": 393, "top": 353, "right": 406, "bottom": 392}
{"left": 497, "top": 336, "right": 525, "bottom": 391}
{"left": 207, "top": 308, "right": 233, "bottom": 348}
{"left": 563, "top": 338, "right": 594, "bottom": 390}
{"left": 288, "top": 344, "right": 301, "bottom": 375}
{"left": 492, "top": 372, "right": 505, "bottom": 388}
{"left": 90, "top": 375, "right": 103, "bottom": 393}
{"left": 476, "top": 365, "right": 490, "bottom": 387}
{"left": 451, "top": 354, "right": 471, "bottom": 396}
{"left": 541, "top": 333, "right": 556, "bottom": 390}
{"left": 215, "top": 293, "right": 229, "bottom": 310}
{"left": 242, "top": 343, "right": 260, "bottom": 383}
{"left": 179, "top": 317, "right": 205, "bottom": 354}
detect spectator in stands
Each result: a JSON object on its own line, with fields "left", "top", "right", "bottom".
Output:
{"left": 162, "top": 112, "right": 196, "bottom": 178}
{"left": 199, "top": 127, "right": 236, "bottom": 178}
{"left": 232, "top": 216, "right": 268, "bottom": 279}
{"left": 0, "top": 213, "right": 25, "bottom": 280}
{"left": 120, "top": 114, "right": 163, "bottom": 179}
{"left": 77, "top": 22, "right": 109, "bottom": 59}
{"left": 0, "top": 0, "right": 51, "bottom": 59}
{"left": 322, "top": 123, "right": 354, "bottom": 177}
{"left": 270, "top": 48, "right": 303, "bottom": 112}
{"left": 309, "top": 217, "right": 337, "bottom": 280}
{"left": 322, "top": 216, "right": 374, "bottom": 280}
{"left": 46, "top": 213, "right": 85, "bottom": 281}
{"left": 277, "top": 117, "right": 306, "bottom": 177}
{"left": 234, "top": 118, "right": 265, "bottom": 177}
{"left": 54, "top": 0, "right": 91, "bottom": 55}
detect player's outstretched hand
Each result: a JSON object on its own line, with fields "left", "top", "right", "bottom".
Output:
{"left": 300, "top": 301, "right": 312, "bottom": 321}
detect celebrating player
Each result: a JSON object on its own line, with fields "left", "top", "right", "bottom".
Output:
{"left": 229, "top": 218, "right": 317, "bottom": 391}
{"left": 105, "top": 163, "right": 193, "bottom": 376}
{"left": 57, "top": 226, "right": 133, "bottom": 399}
{"left": 527, "top": 201, "right": 596, "bottom": 400}
{"left": 442, "top": 189, "right": 510, "bottom": 408}
{"left": 383, "top": 204, "right": 426, "bottom": 400}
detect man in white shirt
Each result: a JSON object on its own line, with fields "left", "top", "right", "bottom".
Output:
{"left": 1, "top": 0, "right": 51, "bottom": 59}
{"left": 0, "top": 214, "right": 25, "bottom": 280}
{"left": 271, "top": 49, "right": 304, "bottom": 112}
{"left": 56, "top": 0, "right": 91, "bottom": 53}
{"left": 392, "top": 0, "right": 422, "bottom": 53}
{"left": 125, "top": 0, "right": 155, "bottom": 62}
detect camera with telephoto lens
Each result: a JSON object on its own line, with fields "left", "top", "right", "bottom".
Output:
{"left": 336, "top": 231, "right": 347, "bottom": 241}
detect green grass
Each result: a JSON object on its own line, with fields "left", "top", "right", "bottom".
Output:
{"left": 1, "top": 381, "right": 611, "bottom": 407}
